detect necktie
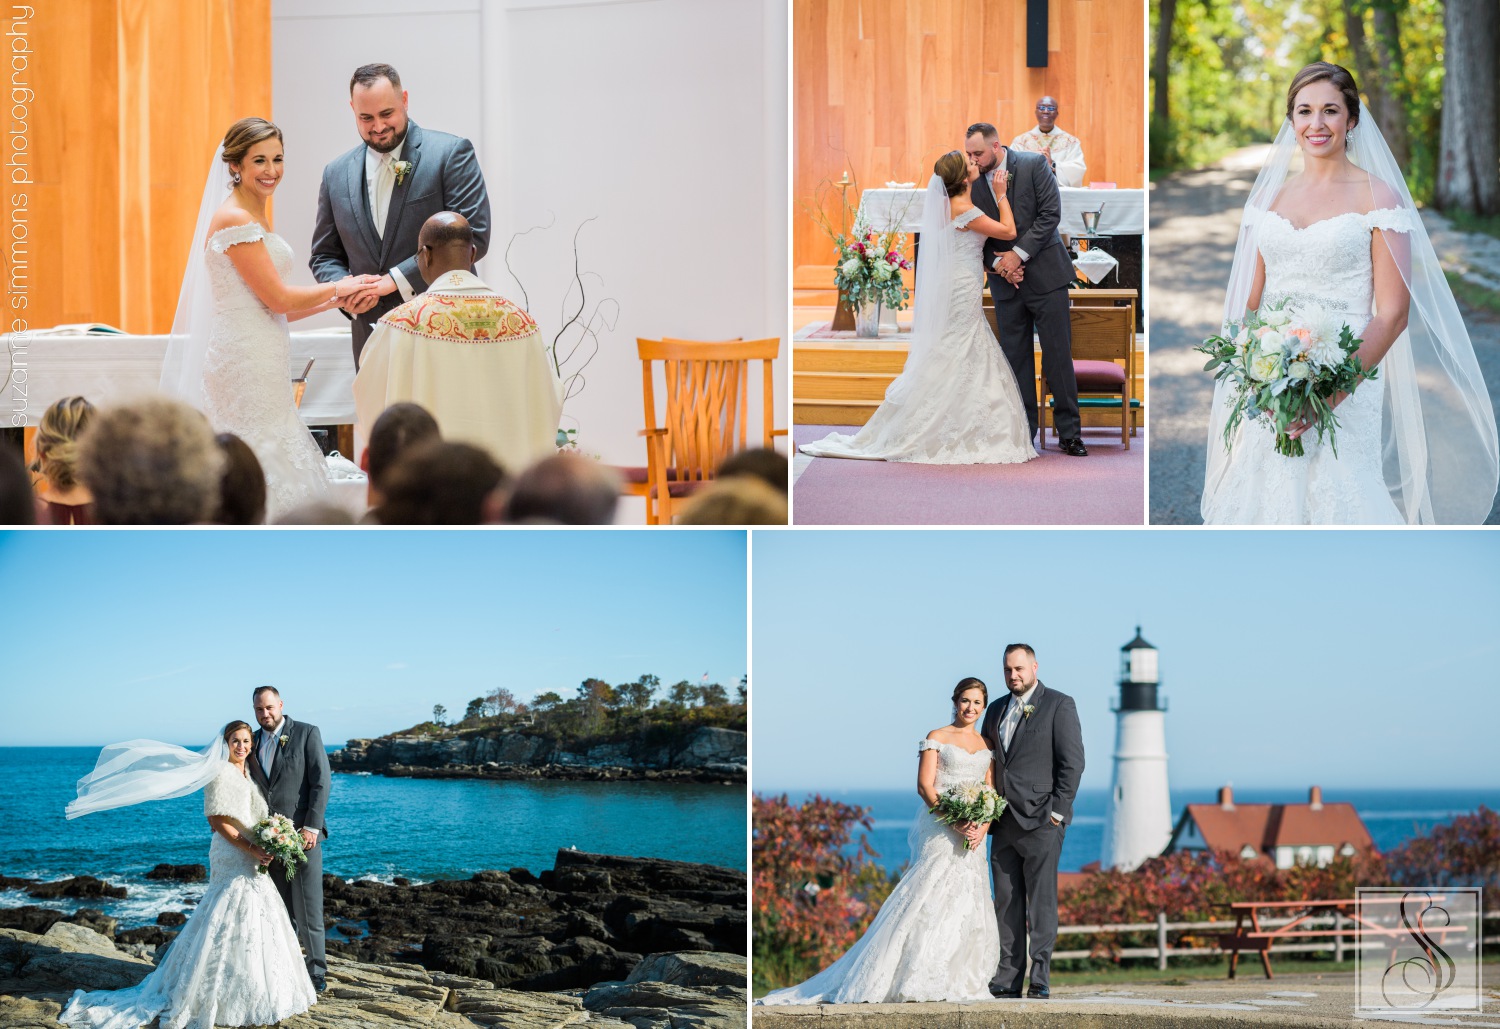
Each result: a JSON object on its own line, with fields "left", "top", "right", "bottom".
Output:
{"left": 373, "top": 156, "right": 394, "bottom": 237}
{"left": 1003, "top": 696, "right": 1023, "bottom": 749}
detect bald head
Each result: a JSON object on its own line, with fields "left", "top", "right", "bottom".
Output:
{"left": 1036, "top": 95, "right": 1059, "bottom": 132}
{"left": 416, "top": 212, "right": 477, "bottom": 281}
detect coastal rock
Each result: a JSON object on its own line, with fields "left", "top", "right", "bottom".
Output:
{"left": 0, "top": 923, "right": 154, "bottom": 994}
{"left": 0, "top": 875, "right": 127, "bottom": 901}
{"left": 145, "top": 863, "right": 206, "bottom": 882}
{"left": 0, "top": 906, "right": 119, "bottom": 939}
{"left": 155, "top": 911, "right": 187, "bottom": 927}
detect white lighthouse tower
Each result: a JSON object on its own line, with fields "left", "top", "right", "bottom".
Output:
{"left": 1101, "top": 627, "right": 1173, "bottom": 872}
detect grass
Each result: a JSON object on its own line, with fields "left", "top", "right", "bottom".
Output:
{"left": 1446, "top": 209, "right": 1500, "bottom": 243}
{"left": 1445, "top": 271, "right": 1500, "bottom": 317}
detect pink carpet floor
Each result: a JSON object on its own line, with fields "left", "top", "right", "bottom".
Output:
{"left": 792, "top": 425, "right": 1146, "bottom": 525}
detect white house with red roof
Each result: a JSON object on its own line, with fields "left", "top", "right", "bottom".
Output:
{"left": 1166, "top": 785, "right": 1377, "bottom": 869}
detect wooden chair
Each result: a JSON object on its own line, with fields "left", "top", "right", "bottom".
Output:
{"left": 625, "top": 337, "right": 785, "bottom": 525}
{"left": 1040, "top": 305, "right": 1137, "bottom": 449}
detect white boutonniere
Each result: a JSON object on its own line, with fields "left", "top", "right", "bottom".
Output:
{"left": 279, "top": 734, "right": 290, "bottom": 747}
{"left": 392, "top": 160, "right": 413, "bottom": 186}
{"left": 1023, "top": 704, "right": 1035, "bottom": 719}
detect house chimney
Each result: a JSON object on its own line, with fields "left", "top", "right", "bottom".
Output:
{"left": 1309, "top": 785, "right": 1323, "bottom": 811}
{"left": 1218, "top": 784, "right": 1234, "bottom": 810}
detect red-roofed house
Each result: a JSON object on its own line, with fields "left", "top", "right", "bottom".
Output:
{"left": 1166, "top": 785, "right": 1377, "bottom": 869}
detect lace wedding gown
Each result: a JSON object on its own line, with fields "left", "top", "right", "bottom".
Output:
{"left": 201, "top": 223, "right": 330, "bottom": 519}
{"left": 60, "top": 763, "right": 316, "bottom": 1029}
{"left": 1202, "top": 208, "right": 1413, "bottom": 524}
{"left": 759, "top": 741, "right": 1000, "bottom": 1005}
{"left": 799, "top": 207, "right": 1037, "bottom": 464}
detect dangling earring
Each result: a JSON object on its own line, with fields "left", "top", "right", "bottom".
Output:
{"left": 1345, "top": 128, "right": 1355, "bottom": 149}
{"left": 231, "top": 171, "right": 241, "bottom": 185}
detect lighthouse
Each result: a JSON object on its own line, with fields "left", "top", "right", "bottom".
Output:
{"left": 1101, "top": 627, "right": 1173, "bottom": 872}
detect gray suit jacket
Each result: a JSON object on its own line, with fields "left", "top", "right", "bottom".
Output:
{"left": 971, "top": 147, "right": 1074, "bottom": 300}
{"left": 981, "top": 682, "right": 1084, "bottom": 831}
{"left": 310, "top": 121, "right": 492, "bottom": 362}
{"left": 248, "top": 715, "right": 331, "bottom": 838}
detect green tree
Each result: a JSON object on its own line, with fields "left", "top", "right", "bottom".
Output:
{"left": 432, "top": 704, "right": 447, "bottom": 726}
{"left": 700, "top": 682, "right": 729, "bottom": 706}
{"left": 620, "top": 673, "right": 659, "bottom": 710}
{"left": 578, "top": 678, "right": 614, "bottom": 732}
{"left": 463, "top": 697, "right": 485, "bottom": 723}
{"left": 532, "top": 691, "right": 564, "bottom": 713}
{"left": 668, "top": 680, "right": 697, "bottom": 708}
{"left": 736, "top": 675, "right": 748, "bottom": 704}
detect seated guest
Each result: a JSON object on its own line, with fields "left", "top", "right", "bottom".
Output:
{"left": 0, "top": 446, "right": 36, "bottom": 524}
{"left": 77, "top": 397, "right": 224, "bottom": 525}
{"left": 29, "top": 396, "right": 95, "bottom": 525}
{"left": 354, "top": 212, "right": 563, "bottom": 473}
{"left": 375, "top": 440, "right": 508, "bottom": 524}
{"left": 362, "top": 401, "right": 442, "bottom": 518}
{"left": 676, "top": 475, "right": 788, "bottom": 525}
{"left": 213, "top": 433, "right": 268, "bottom": 525}
{"left": 504, "top": 453, "right": 621, "bottom": 524}
{"left": 715, "top": 447, "right": 788, "bottom": 496}
{"left": 1010, "top": 95, "right": 1086, "bottom": 187}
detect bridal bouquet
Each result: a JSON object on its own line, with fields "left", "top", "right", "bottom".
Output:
{"left": 832, "top": 216, "right": 913, "bottom": 313}
{"left": 1196, "top": 299, "right": 1377, "bottom": 458}
{"left": 250, "top": 814, "right": 308, "bottom": 880}
{"left": 929, "top": 781, "right": 1006, "bottom": 850}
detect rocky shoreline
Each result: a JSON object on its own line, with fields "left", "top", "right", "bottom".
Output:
{"left": 0, "top": 850, "right": 746, "bottom": 1027}
{"left": 331, "top": 725, "right": 746, "bottom": 784}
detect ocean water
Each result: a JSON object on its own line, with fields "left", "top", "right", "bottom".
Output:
{"left": 772, "top": 786, "right": 1500, "bottom": 875}
{"left": 1, "top": 747, "right": 746, "bottom": 928}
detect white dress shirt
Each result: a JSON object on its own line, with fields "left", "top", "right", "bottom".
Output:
{"left": 258, "top": 717, "right": 285, "bottom": 778}
{"left": 364, "top": 141, "right": 415, "bottom": 301}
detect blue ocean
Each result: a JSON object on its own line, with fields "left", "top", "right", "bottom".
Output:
{"left": 1, "top": 747, "right": 746, "bottom": 929}
{"left": 773, "top": 786, "right": 1500, "bottom": 875}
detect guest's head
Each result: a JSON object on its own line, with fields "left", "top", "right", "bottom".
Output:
{"left": 1002, "top": 643, "right": 1038, "bottom": 695}
{"left": 212, "top": 433, "right": 267, "bottom": 525}
{"left": 0, "top": 446, "right": 36, "bottom": 525}
{"left": 952, "top": 676, "right": 988, "bottom": 726}
{"left": 274, "top": 502, "right": 356, "bottom": 526}
{"left": 675, "top": 475, "right": 787, "bottom": 525}
{"left": 1285, "top": 62, "right": 1360, "bottom": 156}
{"left": 363, "top": 402, "right": 441, "bottom": 508}
{"left": 964, "top": 122, "right": 1003, "bottom": 175}
{"left": 377, "top": 441, "right": 508, "bottom": 524}
{"left": 30, "top": 395, "right": 94, "bottom": 499}
{"left": 504, "top": 453, "right": 620, "bottom": 524}
{"left": 935, "top": 151, "right": 971, "bottom": 198}
{"left": 221, "top": 117, "right": 284, "bottom": 197}
{"left": 715, "top": 447, "right": 788, "bottom": 495}
{"left": 1035, "top": 95, "right": 1060, "bottom": 132}
{"left": 416, "top": 213, "right": 477, "bottom": 283}
{"left": 222, "top": 720, "right": 254, "bottom": 760}
{"left": 252, "top": 686, "right": 283, "bottom": 730}
{"left": 77, "top": 397, "right": 224, "bottom": 525}
{"left": 349, "top": 63, "right": 409, "bottom": 154}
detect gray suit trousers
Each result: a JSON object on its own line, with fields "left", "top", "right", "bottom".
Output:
{"left": 271, "top": 842, "right": 325, "bottom": 980}
{"left": 989, "top": 809, "right": 1065, "bottom": 993}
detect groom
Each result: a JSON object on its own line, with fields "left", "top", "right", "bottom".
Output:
{"left": 981, "top": 643, "right": 1084, "bottom": 1000}
{"left": 966, "top": 122, "right": 1086, "bottom": 457}
{"left": 311, "top": 62, "right": 492, "bottom": 366}
{"left": 249, "top": 686, "right": 331, "bottom": 992}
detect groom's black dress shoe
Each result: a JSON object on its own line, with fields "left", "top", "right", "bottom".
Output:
{"left": 312, "top": 975, "right": 327, "bottom": 993}
{"left": 990, "top": 988, "right": 1023, "bottom": 998}
{"left": 1026, "top": 986, "right": 1051, "bottom": 999}
{"left": 1058, "top": 437, "right": 1088, "bottom": 457}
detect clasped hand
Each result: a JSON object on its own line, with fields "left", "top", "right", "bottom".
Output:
{"left": 955, "top": 819, "right": 989, "bottom": 847}
{"left": 333, "top": 273, "right": 385, "bottom": 313}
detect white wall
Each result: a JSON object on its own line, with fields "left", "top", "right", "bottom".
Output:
{"left": 272, "top": 0, "right": 787, "bottom": 467}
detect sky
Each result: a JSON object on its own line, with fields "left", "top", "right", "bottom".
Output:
{"left": 0, "top": 530, "right": 747, "bottom": 747}
{"left": 752, "top": 530, "right": 1500, "bottom": 793}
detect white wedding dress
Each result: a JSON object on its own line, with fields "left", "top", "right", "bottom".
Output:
{"left": 799, "top": 207, "right": 1037, "bottom": 464}
{"left": 200, "top": 222, "right": 331, "bottom": 519}
{"left": 759, "top": 741, "right": 1001, "bottom": 1005}
{"left": 1202, "top": 208, "right": 1415, "bottom": 524}
{"left": 60, "top": 763, "right": 316, "bottom": 1029}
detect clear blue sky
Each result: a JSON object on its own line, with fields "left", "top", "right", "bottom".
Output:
{"left": 752, "top": 530, "right": 1500, "bottom": 793}
{"left": 0, "top": 530, "right": 747, "bottom": 747}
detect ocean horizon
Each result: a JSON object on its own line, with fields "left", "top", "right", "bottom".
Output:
{"left": 1, "top": 746, "right": 746, "bottom": 930}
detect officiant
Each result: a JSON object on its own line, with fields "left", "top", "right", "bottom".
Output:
{"left": 1010, "top": 96, "right": 1086, "bottom": 187}
{"left": 353, "top": 212, "right": 563, "bottom": 474}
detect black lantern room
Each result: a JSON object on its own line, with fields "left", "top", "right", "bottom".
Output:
{"left": 1117, "top": 626, "right": 1162, "bottom": 711}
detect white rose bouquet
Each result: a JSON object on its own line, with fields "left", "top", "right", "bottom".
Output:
{"left": 929, "top": 781, "right": 1006, "bottom": 850}
{"left": 1196, "top": 298, "right": 1377, "bottom": 458}
{"left": 831, "top": 215, "right": 913, "bottom": 313}
{"left": 250, "top": 813, "right": 308, "bottom": 880}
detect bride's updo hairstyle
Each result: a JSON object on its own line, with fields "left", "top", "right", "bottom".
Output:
{"left": 222, "top": 720, "right": 253, "bottom": 745}
{"left": 952, "top": 676, "right": 988, "bottom": 706}
{"left": 935, "top": 151, "right": 970, "bottom": 198}
{"left": 221, "top": 117, "right": 284, "bottom": 185}
{"left": 1284, "top": 62, "right": 1361, "bottom": 135}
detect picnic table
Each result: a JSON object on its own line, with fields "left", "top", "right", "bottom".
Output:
{"left": 1218, "top": 897, "right": 1469, "bottom": 979}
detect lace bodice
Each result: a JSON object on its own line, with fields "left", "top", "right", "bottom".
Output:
{"left": 206, "top": 223, "right": 294, "bottom": 313}
{"left": 1257, "top": 207, "right": 1417, "bottom": 318}
{"left": 918, "top": 739, "right": 994, "bottom": 790}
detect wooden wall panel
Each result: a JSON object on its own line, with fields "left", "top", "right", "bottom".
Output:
{"left": 6, "top": 0, "right": 271, "bottom": 337}
{"left": 794, "top": 0, "right": 1145, "bottom": 272}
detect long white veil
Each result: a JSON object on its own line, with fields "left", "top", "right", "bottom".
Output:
{"left": 1202, "top": 102, "right": 1498, "bottom": 524}
{"left": 66, "top": 735, "right": 228, "bottom": 819}
{"left": 160, "top": 145, "right": 229, "bottom": 410}
{"left": 883, "top": 174, "right": 955, "bottom": 407}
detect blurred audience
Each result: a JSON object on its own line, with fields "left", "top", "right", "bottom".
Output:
{"left": 676, "top": 474, "right": 788, "bottom": 525}
{"left": 77, "top": 397, "right": 224, "bottom": 525}
{"left": 29, "top": 396, "right": 96, "bottom": 525}
{"left": 375, "top": 440, "right": 508, "bottom": 524}
{"left": 0, "top": 446, "right": 36, "bottom": 524}
{"left": 715, "top": 447, "right": 788, "bottom": 497}
{"left": 504, "top": 453, "right": 621, "bottom": 524}
{"left": 213, "top": 433, "right": 268, "bottom": 525}
{"left": 362, "top": 402, "right": 442, "bottom": 521}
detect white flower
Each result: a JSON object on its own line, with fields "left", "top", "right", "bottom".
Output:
{"left": 1288, "top": 360, "right": 1312, "bottom": 380}
{"left": 1262, "top": 306, "right": 1292, "bottom": 328}
{"left": 1234, "top": 326, "right": 1250, "bottom": 350}
{"left": 1249, "top": 350, "right": 1282, "bottom": 382}
{"left": 840, "top": 258, "right": 861, "bottom": 277}
{"left": 872, "top": 261, "right": 893, "bottom": 282}
{"left": 958, "top": 782, "right": 983, "bottom": 804}
{"left": 1257, "top": 329, "right": 1286, "bottom": 355}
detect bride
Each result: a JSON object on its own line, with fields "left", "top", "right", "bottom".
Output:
{"left": 162, "top": 117, "right": 380, "bottom": 520}
{"left": 759, "top": 678, "right": 1000, "bottom": 1005}
{"left": 1201, "top": 62, "right": 1498, "bottom": 524}
{"left": 798, "top": 153, "right": 1037, "bottom": 464}
{"left": 60, "top": 721, "right": 316, "bottom": 1029}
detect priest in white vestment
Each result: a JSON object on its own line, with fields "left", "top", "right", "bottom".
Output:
{"left": 354, "top": 212, "right": 563, "bottom": 474}
{"left": 1010, "top": 95, "right": 1087, "bottom": 187}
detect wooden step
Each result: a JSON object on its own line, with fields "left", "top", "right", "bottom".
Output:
{"left": 794, "top": 398, "right": 882, "bottom": 425}
{"left": 794, "top": 370, "right": 897, "bottom": 401}
{"left": 794, "top": 344, "right": 910, "bottom": 373}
